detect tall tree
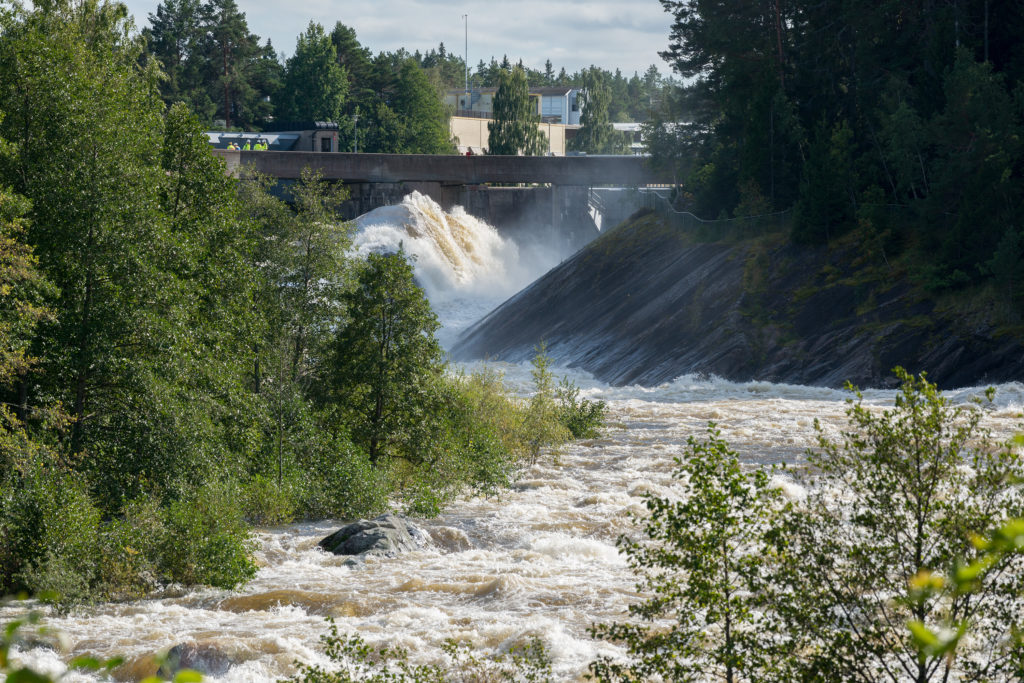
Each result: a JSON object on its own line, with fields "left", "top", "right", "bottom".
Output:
{"left": 326, "top": 251, "right": 444, "bottom": 465}
{"left": 144, "top": 0, "right": 203, "bottom": 107}
{"left": 391, "top": 58, "right": 453, "bottom": 154}
{"left": 195, "top": 0, "right": 274, "bottom": 128}
{"left": 0, "top": 0, "right": 168, "bottom": 464}
{"left": 278, "top": 22, "right": 348, "bottom": 123}
{"left": 570, "top": 67, "right": 626, "bottom": 154}
{"left": 487, "top": 65, "right": 547, "bottom": 155}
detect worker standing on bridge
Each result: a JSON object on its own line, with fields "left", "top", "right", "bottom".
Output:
{"left": 243, "top": 140, "right": 251, "bottom": 151}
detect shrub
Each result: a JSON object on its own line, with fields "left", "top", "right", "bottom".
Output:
{"left": 522, "top": 344, "right": 571, "bottom": 464}
{"left": 777, "top": 369, "right": 1024, "bottom": 682}
{"left": 555, "top": 377, "right": 606, "bottom": 439}
{"left": 589, "top": 424, "right": 786, "bottom": 682}
{"left": 158, "top": 479, "right": 257, "bottom": 589}
{"left": 298, "top": 432, "right": 389, "bottom": 521}
{"left": 0, "top": 461, "right": 101, "bottom": 605}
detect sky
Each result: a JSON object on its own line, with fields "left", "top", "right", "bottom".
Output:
{"left": 120, "top": 0, "right": 676, "bottom": 78}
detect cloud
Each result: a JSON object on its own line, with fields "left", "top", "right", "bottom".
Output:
{"left": 123, "top": 0, "right": 674, "bottom": 76}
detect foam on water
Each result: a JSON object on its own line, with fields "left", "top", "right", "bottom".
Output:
{"left": 352, "top": 191, "right": 560, "bottom": 346}
{"left": 4, "top": 371, "right": 1020, "bottom": 681}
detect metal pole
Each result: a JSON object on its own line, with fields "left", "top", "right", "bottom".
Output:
{"left": 353, "top": 113, "right": 359, "bottom": 153}
{"left": 463, "top": 14, "right": 469, "bottom": 103}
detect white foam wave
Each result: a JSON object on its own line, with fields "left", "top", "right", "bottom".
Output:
{"left": 352, "top": 192, "right": 559, "bottom": 345}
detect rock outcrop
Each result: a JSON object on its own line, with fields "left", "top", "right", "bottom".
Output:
{"left": 451, "top": 212, "right": 1024, "bottom": 389}
{"left": 318, "top": 515, "right": 428, "bottom": 558}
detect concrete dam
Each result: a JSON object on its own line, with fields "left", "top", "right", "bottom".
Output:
{"left": 212, "top": 150, "right": 671, "bottom": 249}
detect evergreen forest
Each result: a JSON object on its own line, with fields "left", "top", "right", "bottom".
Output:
{"left": 140, "top": 0, "right": 672, "bottom": 152}
{"left": 647, "top": 0, "right": 1024, "bottom": 319}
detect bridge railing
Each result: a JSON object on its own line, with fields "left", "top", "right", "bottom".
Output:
{"left": 639, "top": 190, "right": 792, "bottom": 237}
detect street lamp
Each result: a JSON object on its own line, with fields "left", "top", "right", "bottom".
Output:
{"left": 352, "top": 110, "right": 359, "bottom": 153}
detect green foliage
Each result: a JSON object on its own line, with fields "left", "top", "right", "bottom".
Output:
{"left": 158, "top": 479, "right": 257, "bottom": 589}
{"left": 278, "top": 22, "right": 348, "bottom": 123}
{"left": 146, "top": 0, "right": 280, "bottom": 128}
{"left": 555, "top": 378, "right": 606, "bottom": 440}
{"left": 589, "top": 424, "right": 785, "bottom": 682}
{"left": 487, "top": 66, "right": 547, "bottom": 156}
{"left": 325, "top": 250, "right": 443, "bottom": 465}
{"left": 655, "top": 1, "right": 1024, "bottom": 295}
{"left": 522, "top": 344, "right": 571, "bottom": 464}
{"left": 983, "top": 226, "right": 1023, "bottom": 316}
{"left": 791, "top": 119, "right": 855, "bottom": 244}
{"left": 589, "top": 371, "right": 1024, "bottom": 681}
{"left": 776, "top": 369, "right": 1024, "bottom": 682}
{"left": 284, "top": 618, "right": 552, "bottom": 682}
{"left": 570, "top": 68, "right": 626, "bottom": 155}
{"left": 0, "top": 174, "right": 51, "bottom": 395}
{"left": 389, "top": 59, "right": 455, "bottom": 154}
{"left": 294, "top": 431, "right": 389, "bottom": 521}
{"left": 0, "top": 462, "right": 102, "bottom": 606}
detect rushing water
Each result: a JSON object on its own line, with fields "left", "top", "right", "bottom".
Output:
{"left": 4, "top": 196, "right": 1023, "bottom": 682}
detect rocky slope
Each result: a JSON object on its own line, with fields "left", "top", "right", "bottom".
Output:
{"left": 451, "top": 212, "right": 1024, "bottom": 388}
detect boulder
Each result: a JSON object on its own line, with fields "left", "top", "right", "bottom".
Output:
{"left": 161, "top": 642, "right": 232, "bottom": 677}
{"left": 318, "top": 514, "right": 428, "bottom": 557}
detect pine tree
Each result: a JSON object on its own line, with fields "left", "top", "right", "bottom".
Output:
{"left": 278, "top": 22, "right": 348, "bottom": 123}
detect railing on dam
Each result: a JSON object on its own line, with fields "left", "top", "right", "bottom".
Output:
{"left": 211, "top": 150, "right": 670, "bottom": 187}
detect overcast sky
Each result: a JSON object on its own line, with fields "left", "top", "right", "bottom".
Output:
{"left": 120, "top": 0, "right": 676, "bottom": 77}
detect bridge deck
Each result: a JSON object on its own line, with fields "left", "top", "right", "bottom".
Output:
{"left": 212, "top": 150, "right": 668, "bottom": 186}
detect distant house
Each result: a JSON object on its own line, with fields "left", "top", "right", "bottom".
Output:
{"left": 612, "top": 122, "right": 645, "bottom": 155}
{"left": 206, "top": 121, "right": 340, "bottom": 152}
{"left": 445, "top": 86, "right": 582, "bottom": 125}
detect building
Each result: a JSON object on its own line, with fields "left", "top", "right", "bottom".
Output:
{"left": 206, "top": 121, "right": 339, "bottom": 152}
{"left": 450, "top": 115, "right": 571, "bottom": 156}
{"left": 445, "top": 86, "right": 582, "bottom": 125}
{"left": 612, "top": 122, "right": 645, "bottom": 155}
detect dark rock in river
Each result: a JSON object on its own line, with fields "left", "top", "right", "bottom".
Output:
{"left": 451, "top": 212, "right": 1024, "bottom": 388}
{"left": 161, "top": 642, "right": 232, "bottom": 677}
{"left": 319, "top": 514, "right": 428, "bottom": 557}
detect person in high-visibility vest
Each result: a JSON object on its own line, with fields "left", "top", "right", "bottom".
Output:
{"left": 243, "top": 141, "right": 251, "bottom": 150}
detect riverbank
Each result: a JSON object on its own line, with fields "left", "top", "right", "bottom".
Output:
{"left": 452, "top": 211, "right": 1024, "bottom": 388}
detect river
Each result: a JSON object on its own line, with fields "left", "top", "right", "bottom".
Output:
{"left": 4, "top": 195, "right": 1023, "bottom": 682}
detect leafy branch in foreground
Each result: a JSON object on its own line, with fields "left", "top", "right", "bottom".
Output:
{"left": 589, "top": 423, "right": 787, "bottom": 682}
{"left": 907, "top": 433, "right": 1024, "bottom": 672}
{"left": 778, "top": 369, "right": 1024, "bottom": 682}
{"left": 1, "top": 607, "right": 201, "bottom": 682}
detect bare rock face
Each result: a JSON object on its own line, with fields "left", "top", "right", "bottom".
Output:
{"left": 318, "top": 515, "right": 428, "bottom": 558}
{"left": 451, "top": 212, "right": 1024, "bottom": 389}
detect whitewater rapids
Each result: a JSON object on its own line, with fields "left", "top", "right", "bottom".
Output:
{"left": 3, "top": 195, "right": 1022, "bottom": 682}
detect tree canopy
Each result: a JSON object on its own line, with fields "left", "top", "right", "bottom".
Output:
{"left": 487, "top": 65, "right": 547, "bottom": 155}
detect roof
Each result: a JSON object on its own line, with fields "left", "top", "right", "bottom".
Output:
{"left": 530, "top": 87, "right": 574, "bottom": 96}
{"left": 447, "top": 86, "right": 577, "bottom": 97}
{"left": 262, "top": 120, "right": 339, "bottom": 132}
{"left": 205, "top": 131, "right": 300, "bottom": 151}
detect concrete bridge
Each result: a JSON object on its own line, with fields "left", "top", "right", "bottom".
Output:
{"left": 212, "top": 150, "right": 671, "bottom": 251}
{"left": 212, "top": 150, "right": 667, "bottom": 187}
